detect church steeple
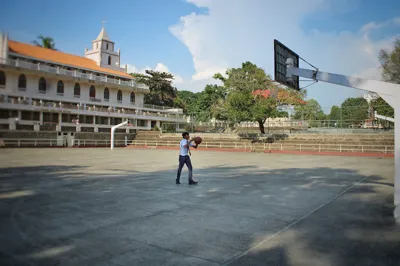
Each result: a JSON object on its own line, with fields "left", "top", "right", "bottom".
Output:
{"left": 84, "top": 27, "right": 123, "bottom": 72}
{"left": 96, "top": 27, "right": 111, "bottom": 41}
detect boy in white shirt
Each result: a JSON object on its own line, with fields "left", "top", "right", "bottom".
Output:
{"left": 176, "top": 132, "right": 198, "bottom": 185}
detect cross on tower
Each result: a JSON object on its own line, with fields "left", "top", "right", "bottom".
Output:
{"left": 101, "top": 20, "right": 107, "bottom": 28}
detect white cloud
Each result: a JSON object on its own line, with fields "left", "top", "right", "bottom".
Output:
{"left": 122, "top": 63, "right": 184, "bottom": 85}
{"left": 169, "top": 0, "right": 400, "bottom": 106}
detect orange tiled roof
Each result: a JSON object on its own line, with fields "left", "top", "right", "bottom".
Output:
{"left": 8, "top": 40, "right": 133, "bottom": 79}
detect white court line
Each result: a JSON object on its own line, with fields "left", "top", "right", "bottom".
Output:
{"left": 222, "top": 174, "right": 372, "bottom": 265}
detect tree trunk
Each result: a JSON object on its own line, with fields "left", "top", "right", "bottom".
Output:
{"left": 258, "top": 120, "right": 265, "bottom": 134}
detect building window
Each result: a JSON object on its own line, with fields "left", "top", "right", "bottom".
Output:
{"left": 130, "top": 92, "right": 135, "bottom": 104}
{"left": 117, "top": 90, "right": 122, "bottom": 103}
{"left": 57, "top": 80, "right": 64, "bottom": 95}
{"left": 18, "top": 74, "right": 26, "bottom": 90}
{"left": 108, "top": 56, "right": 111, "bottom": 65}
{"left": 38, "top": 77, "right": 46, "bottom": 93}
{"left": 104, "top": 88, "right": 109, "bottom": 101}
{"left": 89, "top": 85, "right": 96, "bottom": 98}
{"left": 0, "top": 71, "right": 5, "bottom": 87}
{"left": 106, "top": 43, "right": 109, "bottom": 50}
{"left": 74, "top": 83, "right": 80, "bottom": 98}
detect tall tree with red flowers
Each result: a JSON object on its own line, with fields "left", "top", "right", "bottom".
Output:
{"left": 213, "top": 61, "right": 306, "bottom": 133}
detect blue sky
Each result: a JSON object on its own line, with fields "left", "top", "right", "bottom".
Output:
{"left": 1, "top": 0, "right": 399, "bottom": 111}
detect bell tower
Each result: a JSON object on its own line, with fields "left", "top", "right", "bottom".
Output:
{"left": 84, "top": 26, "right": 123, "bottom": 72}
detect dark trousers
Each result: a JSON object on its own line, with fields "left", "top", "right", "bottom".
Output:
{"left": 177, "top": 155, "right": 193, "bottom": 181}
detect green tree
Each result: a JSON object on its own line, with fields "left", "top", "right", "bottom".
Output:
{"left": 340, "top": 97, "right": 369, "bottom": 127}
{"left": 379, "top": 38, "right": 400, "bottom": 84}
{"left": 172, "top": 97, "right": 186, "bottom": 111}
{"left": 293, "top": 99, "right": 325, "bottom": 120}
{"left": 215, "top": 61, "right": 305, "bottom": 133}
{"left": 176, "top": 90, "right": 196, "bottom": 108}
{"left": 328, "top": 105, "right": 341, "bottom": 127}
{"left": 371, "top": 97, "right": 394, "bottom": 129}
{"left": 133, "top": 70, "right": 177, "bottom": 107}
{"left": 32, "top": 35, "right": 57, "bottom": 50}
{"left": 371, "top": 97, "right": 394, "bottom": 117}
{"left": 201, "top": 84, "right": 227, "bottom": 121}
{"left": 177, "top": 85, "right": 227, "bottom": 122}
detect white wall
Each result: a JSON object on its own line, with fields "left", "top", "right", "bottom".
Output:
{"left": 101, "top": 53, "right": 117, "bottom": 67}
{"left": 135, "top": 94, "right": 144, "bottom": 107}
{"left": 0, "top": 68, "right": 145, "bottom": 108}
{"left": 85, "top": 52, "right": 99, "bottom": 64}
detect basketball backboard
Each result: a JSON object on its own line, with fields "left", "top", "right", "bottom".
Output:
{"left": 274, "top": 39, "right": 300, "bottom": 90}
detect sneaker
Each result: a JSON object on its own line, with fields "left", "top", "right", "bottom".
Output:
{"left": 189, "top": 179, "right": 198, "bottom": 185}
{"left": 176, "top": 179, "right": 181, "bottom": 184}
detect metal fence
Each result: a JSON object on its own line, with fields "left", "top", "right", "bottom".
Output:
{"left": 0, "top": 138, "right": 394, "bottom": 154}
{"left": 1, "top": 138, "right": 128, "bottom": 147}
{"left": 161, "top": 119, "right": 394, "bottom": 134}
{"left": 130, "top": 140, "right": 394, "bottom": 154}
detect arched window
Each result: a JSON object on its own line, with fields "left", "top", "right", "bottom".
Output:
{"left": 74, "top": 83, "right": 80, "bottom": 97}
{"left": 57, "top": 80, "right": 64, "bottom": 95}
{"left": 18, "top": 74, "right": 26, "bottom": 89}
{"left": 108, "top": 56, "right": 111, "bottom": 65}
{"left": 89, "top": 85, "right": 96, "bottom": 98}
{"left": 104, "top": 88, "right": 109, "bottom": 101}
{"left": 0, "top": 71, "right": 6, "bottom": 87}
{"left": 117, "top": 90, "right": 122, "bottom": 103}
{"left": 130, "top": 92, "right": 135, "bottom": 104}
{"left": 38, "top": 77, "right": 46, "bottom": 93}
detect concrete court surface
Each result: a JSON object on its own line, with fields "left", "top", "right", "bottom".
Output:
{"left": 0, "top": 148, "right": 399, "bottom": 266}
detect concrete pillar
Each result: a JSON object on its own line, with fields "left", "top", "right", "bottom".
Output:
{"left": 108, "top": 117, "right": 111, "bottom": 125}
{"left": 58, "top": 113, "right": 62, "bottom": 132}
{"left": 147, "top": 120, "right": 151, "bottom": 129}
{"left": 39, "top": 112, "right": 43, "bottom": 124}
{"left": 395, "top": 108, "right": 400, "bottom": 225}
{"left": 9, "top": 122, "right": 16, "bottom": 130}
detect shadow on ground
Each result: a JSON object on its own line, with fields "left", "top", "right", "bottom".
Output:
{"left": 0, "top": 163, "right": 399, "bottom": 266}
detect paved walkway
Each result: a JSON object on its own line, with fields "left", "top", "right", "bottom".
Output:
{"left": 0, "top": 148, "right": 399, "bottom": 265}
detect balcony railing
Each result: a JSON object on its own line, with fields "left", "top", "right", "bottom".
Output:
{"left": 143, "top": 104, "right": 182, "bottom": 111}
{"left": 5, "top": 58, "right": 150, "bottom": 92}
{"left": 89, "top": 97, "right": 101, "bottom": 102}
{"left": 0, "top": 96, "right": 187, "bottom": 121}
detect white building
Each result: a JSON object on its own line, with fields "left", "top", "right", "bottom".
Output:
{"left": 0, "top": 28, "right": 185, "bottom": 134}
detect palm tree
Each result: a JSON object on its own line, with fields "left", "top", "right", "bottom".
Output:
{"left": 32, "top": 35, "right": 57, "bottom": 50}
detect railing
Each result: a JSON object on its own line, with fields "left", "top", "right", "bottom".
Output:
{"left": 2, "top": 138, "right": 59, "bottom": 147}
{"left": 0, "top": 96, "right": 187, "bottom": 121}
{"left": 130, "top": 140, "right": 395, "bottom": 154}
{"left": 6, "top": 58, "right": 150, "bottom": 93}
{"left": 72, "top": 139, "right": 127, "bottom": 147}
{"left": 1, "top": 138, "right": 128, "bottom": 147}
{"left": 143, "top": 104, "right": 184, "bottom": 112}
{"left": 0, "top": 138, "right": 395, "bottom": 154}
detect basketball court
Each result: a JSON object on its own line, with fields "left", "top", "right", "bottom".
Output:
{"left": 0, "top": 148, "right": 399, "bottom": 265}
